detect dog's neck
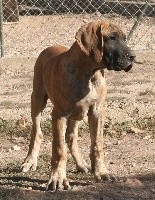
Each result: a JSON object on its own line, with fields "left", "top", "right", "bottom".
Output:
{"left": 67, "top": 42, "right": 104, "bottom": 80}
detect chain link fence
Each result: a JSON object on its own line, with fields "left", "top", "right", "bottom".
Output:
{"left": 0, "top": 0, "right": 155, "bottom": 130}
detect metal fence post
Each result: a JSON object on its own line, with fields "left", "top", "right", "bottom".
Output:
{"left": 127, "top": 1, "right": 149, "bottom": 41}
{"left": 0, "top": 0, "right": 4, "bottom": 58}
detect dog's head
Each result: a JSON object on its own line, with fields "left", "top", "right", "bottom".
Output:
{"left": 75, "top": 20, "right": 135, "bottom": 72}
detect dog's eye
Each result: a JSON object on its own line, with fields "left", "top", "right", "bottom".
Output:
{"left": 109, "top": 35, "right": 116, "bottom": 41}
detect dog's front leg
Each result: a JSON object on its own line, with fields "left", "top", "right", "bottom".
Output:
{"left": 88, "top": 104, "right": 109, "bottom": 182}
{"left": 66, "top": 120, "right": 90, "bottom": 173}
{"left": 47, "top": 110, "right": 70, "bottom": 191}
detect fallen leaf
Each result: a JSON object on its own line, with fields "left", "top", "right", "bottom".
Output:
{"left": 17, "top": 116, "right": 27, "bottom": 128}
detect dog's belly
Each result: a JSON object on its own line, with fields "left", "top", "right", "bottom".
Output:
{"left": 67, "top": 101, "right": 94, "bottom": 121}
{"left": 67, "top": 101, "right": 93, "bottom": 121}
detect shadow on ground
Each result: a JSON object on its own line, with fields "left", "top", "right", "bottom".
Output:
{"left": 0, "top": 173, "right": 155, "bottom": 200}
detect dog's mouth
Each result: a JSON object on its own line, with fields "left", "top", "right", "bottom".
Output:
{"left": 114, "top": 63, "right": 133, "bottom": 72}
{"left": 124, "top": 64, "right": 132, "bottom": 72}
{"left": 116, "top": 58, "right": 133, "bottom": 72}
{"left": 104, "top": 54, "right": 134, "bottom": 72}
{"left": 106, "top": 63, "right": 133, "bottom": 72}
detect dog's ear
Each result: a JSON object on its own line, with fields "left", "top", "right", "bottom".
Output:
{"left": 75, "top": 22, "right": 103, "bottom": 63}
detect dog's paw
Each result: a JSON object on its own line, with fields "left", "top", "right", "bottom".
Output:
{"left": 21, "top": 156, "right": 37, "bottom": 172}
{"left": 93, "top": 166, "right": 117, "bottom": 183}
{"left": 46, "top": 172, "right": 70, "bottom": 191}
{"left": 76, "top": 159, "right": 90, "bottom": 173}
{"left": 76, "top": 163, "right": 90, "bottom": 174}
{"left": 95, "top": 173, "right": 117, "bottom": 183}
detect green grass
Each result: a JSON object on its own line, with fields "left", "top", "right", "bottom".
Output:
{"left": 0, "top": 116, "right": 154, "bottom": 140}
{"left": 0, "top": 118, "right": 30, "bottom": 138}
{"left": 135, "top": 116, "right": 155, "bottom": 132}
{"left": 104, "top": 118, "right": 131, "bottom": 138}
{"left": 0, "top": 118, "right": 52, "bottom": 139}
{"left": 104, "top": 116, "right": 155, "bottom": 138}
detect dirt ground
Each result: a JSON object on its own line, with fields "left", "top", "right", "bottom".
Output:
{"left": 0, "top": 15, "right": 155, "bottom": 200}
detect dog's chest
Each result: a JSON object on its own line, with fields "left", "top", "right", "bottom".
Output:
{"left": 67, "top": 74, "right": 106, "bottom": 121}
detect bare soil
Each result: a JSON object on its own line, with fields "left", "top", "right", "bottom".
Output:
{"left": 0, "top": 15, "right": 155, "bottom": 200}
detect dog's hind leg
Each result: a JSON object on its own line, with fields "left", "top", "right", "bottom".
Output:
{"left": 66, "top": 120, "right": 90, "bottom": 173}
{"left": 21, "top": 90, "right": 48, "bottom": 172}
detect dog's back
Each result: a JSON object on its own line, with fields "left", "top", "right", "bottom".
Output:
{"left": 34, "top": 45, "right": 68, "bottom": 71}
{"left": 32, "top": 45, "right": 68, "bottom": 94}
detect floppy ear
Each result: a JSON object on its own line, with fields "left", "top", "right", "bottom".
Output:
{"left": 75, "top": 22, "right": 103, "bottom": 63}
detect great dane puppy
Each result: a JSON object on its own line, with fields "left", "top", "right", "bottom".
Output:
{"left": 21, "top": 20, "right": 135, "bottom": 190}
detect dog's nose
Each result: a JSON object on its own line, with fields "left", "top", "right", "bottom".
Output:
{"left": 126, "top": 52, "right": 136, "bottom": 61}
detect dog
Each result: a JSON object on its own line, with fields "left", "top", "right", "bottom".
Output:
{"left": 21, "top": 20, "right": 135, "bottom": 190}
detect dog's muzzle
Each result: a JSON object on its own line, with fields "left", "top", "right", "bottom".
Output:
{"left": 122, "top": 51, "right": 136, "bottom": 72}
{"left": 111, "top": 51, "right": 135, "bottom": 72}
